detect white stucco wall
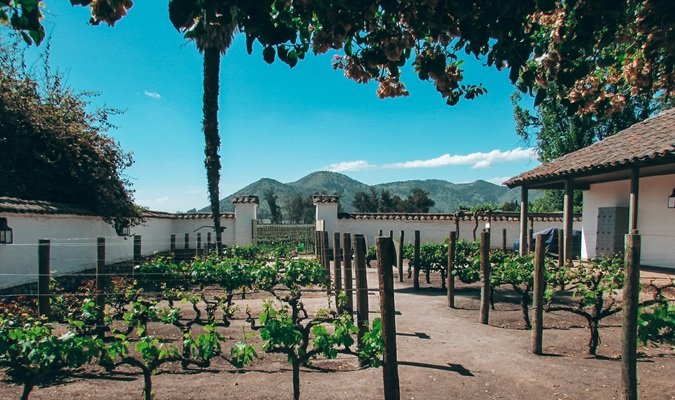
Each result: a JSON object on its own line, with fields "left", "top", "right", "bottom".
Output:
{"left": 234, "top": 203, "right": 257, "bottom": 245}
{"left": 0, "top": 213, "right": 237, "bottom": 290}
{"left": 336, "top": 218, "right": 578, "bottom": 250}
{"left": 582, "top": 174, "right": 675, "bottom": 269}
{"left": 315, "top": 203, "right": 339, "bottom": 247}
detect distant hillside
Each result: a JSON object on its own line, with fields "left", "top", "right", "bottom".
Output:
{"left": 198, "top": 171, "right": 540, "bottom": 219}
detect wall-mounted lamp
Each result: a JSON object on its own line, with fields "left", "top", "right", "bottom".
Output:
{"left": 120, "top": 226, "right": 131, "bottom": 236}
{"left": 484, "top": 222, "right": 491, "bottom": 230}
{"left": 669, "top": 189, "right": 675, "bottom": 209}
{"left": 0, "top": 218, "right": 13, "bottom": 244}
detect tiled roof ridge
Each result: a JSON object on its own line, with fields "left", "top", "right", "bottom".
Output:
{"left": 232, "top": 195, "right": 259, "bottom": 204}
{"left": 0, "top": 197, "right": 235, "bottom": 219}
{"left": 338, "top": 211, "right": 581, "bottom": 222}
{"left": 313, "top": 194, "right": 340, "bottom": 203}
{"left": 505, "top": 107, "right": 675, "bottom": 187}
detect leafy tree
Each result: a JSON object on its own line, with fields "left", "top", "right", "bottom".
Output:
{"left": 264, "top": 189, "right": 283, "bottom": 223}
{"left": 286, "top": 194, "right": 314, "bottom": 224}
{"left": 379, "top": 189, "right": 403, "bottom": 212}
{"left": 0, "top": 37, "right": 141, "bottom": 232}
{"left": 404, "top": 188, "right": 435, "bottom": 213}
{"left": 500, "top": 200, "right": 519, "bottom": 212}
{"left": 352, "top": 187, "right": 379, "bottom": 213}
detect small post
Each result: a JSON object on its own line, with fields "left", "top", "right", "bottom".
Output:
{"left": 398, "top": 230, "right": 404, "bottom": 283}
{"left": 527, "top": 228, "right": 534, "bottom": 255}
{"left": 557, "top": 228, "right": 565, "bottom": 291}
{"left": 354, "top": 234, "right": 369, "bottom": 360}
{"left": 197, "top": 233, "right": 202, "bottom": 256}
{"left": 315, "top": 231, "right": 320, "bottom": 257}
{"left": 206, "top": 232, "right": 212, "bottom": 254}
{"left": 333, "top": 232, "right": 342, "bottom": 308}
{"left": 321, "top": 231, "right": 330, "bottom": 295}
{"left": 447, "top": 231, "right": 457, "bottom": 308}
{"left": 376, "top": 237, "right": 400, "bottom": 400}
{"left": 413, "top": 230, "right": 420, "bottom": 290}
{"left": 621, "top": 233, "right": 640, "bottom": 400}
{"left": 96, "top": 237, "right": 106, "bottom": 329}
{"left": 531, "top": 234, "right": 545, "bottom": 355}
{"left": 502, "top": 228, "right": 507, "bottom": 251}
{"left": 170, "top": 234, "right": 176, "bottom": 256}
{"left": 184, "top": 233, "right": 189, "bottom": 250}
{"left": 133, "top": 235, "right": 142, "bottom": 266}
{"left": 342, "top": 233, "right": 354, "bottom": 313}
{"left": 479, "top": 230, "right": 491, "bottom": 324}
{"left": 38, "top": 239, "right": 51, "bottom": 319}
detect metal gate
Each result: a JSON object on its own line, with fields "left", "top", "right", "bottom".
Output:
{"left": 255, "top": 224, "right": 315, "bottom": 254}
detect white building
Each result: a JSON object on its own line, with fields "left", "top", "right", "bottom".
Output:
{"left": 505, "top": 108, "right": 675, "bottom": 270}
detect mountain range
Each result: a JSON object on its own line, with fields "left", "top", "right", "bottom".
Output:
{"left": 198, "top": 171, "right": 539, "bottom": 219}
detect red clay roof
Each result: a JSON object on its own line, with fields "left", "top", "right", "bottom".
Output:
{"left": 232, "top": 196, "right": 259, "bottom": 204}
{"left": 0, "top": 197, "right": 234, "bottom": 219}
{"left": 313, "top": 194, "right": 340, "bottom": 204}
{"left": 505, "top": 107, "right": 675, "bottom": 188}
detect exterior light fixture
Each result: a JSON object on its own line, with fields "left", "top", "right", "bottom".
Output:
{"left": 121, "top": 226, "right": 131, "bottom": 236}
{"left": 669, "top": 189, "right": 675, "bottom": 209}
{"left": 0, "top": 218, "right": 13, "bottom": 244}
{"left": 484, "top": 222, "right": 491, "bottom": 230}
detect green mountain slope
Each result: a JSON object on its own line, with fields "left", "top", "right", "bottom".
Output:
{"left": 198, "top": 171, "right": 537, "bottom": 218}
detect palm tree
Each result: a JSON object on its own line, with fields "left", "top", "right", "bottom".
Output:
{"left": 170, "top": 0, "right": 236, "bottom": 253}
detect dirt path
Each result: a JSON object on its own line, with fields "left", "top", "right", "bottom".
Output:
{"left": 1, "top": 266, "right": 673, "bottom": 399}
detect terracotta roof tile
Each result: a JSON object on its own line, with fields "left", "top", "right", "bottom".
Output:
{"left": 505, "top": 107, "right": 675, "bottom": 187}
{"left": 337, "top": 212, "right": 580, "bottom": 222}
{"left": 0, "top": 197, "right": 234, "bottom": 219}
{"left": 232, "top": 196, "right": 259, "bottom": 204}
{"left": 312, "top": 194, "right": 340, "bottom": 204}
{"left": 0, "top": 197, "right": 94, "bottom": 216}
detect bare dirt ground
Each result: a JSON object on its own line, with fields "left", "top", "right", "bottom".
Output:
{"left": 1, "top": 265, "right": 673, "bottom": 400}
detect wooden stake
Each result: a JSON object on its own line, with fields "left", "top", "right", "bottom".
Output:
{"left": 413, "top": 230, "right": 420, "bottom": 290}
{"left": 354, "top": 234, "right": 369, "bottom": 361}
{"left": 342, "top": 233, "right": 354, "bottom": 314}
{"left": 376, "top": 237, "right": 400, "bottom": 400}
{"left": 96, "top": 237, "right": 106, "bottom": 330}
{"left": 622, "top": 233, "right": 640, "bottom": 400}
{"left": 38, "top": 239, "right": 50, "bottom": 319}
{"left": 447, "top": 231, "right": 457, "bottom": 308}
{"left": 398, "top": 230, "right": 404, "bottom": 283}
{"left": 479, "top": 230, "right": 490, "bottom": 324}
{"left": 333, "top": 232, "right": 342, "bottom": 308}
{"left": 531, "top": 234, "right": 545, "bottom": 354}
{"left": 557, "top": 228, "right": 564, "bottom": 291}
{"left": 321, "top": 231, "right": 330, "bottom": 295}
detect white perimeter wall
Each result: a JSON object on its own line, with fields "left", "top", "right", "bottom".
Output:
{"left": 0, "top": 214, "right": 235, "bottom": 289}
{"left": 582, "top": 174, "right": 675, "bottom": 269}
{"left": 336, "top": 218, "right": 580, "bottom": 250}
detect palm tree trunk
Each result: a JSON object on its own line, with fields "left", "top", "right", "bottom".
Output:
{"left": 203, "top": 46, "right": 223, "bottom": 253}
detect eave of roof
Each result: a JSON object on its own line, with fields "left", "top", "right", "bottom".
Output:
{"left": 505, "top": 108, "right": 675, "bottom": 188}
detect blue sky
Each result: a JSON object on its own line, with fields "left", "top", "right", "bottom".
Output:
{"left": 30, "top": 1, "right": 540, "bottom": 212}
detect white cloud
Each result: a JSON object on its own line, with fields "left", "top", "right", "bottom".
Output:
{"left": 153, "top": 196, "right": 169, "bottom": 204}
{"left": 143, "top": 90, "right": 161, "bottom": 100}
{"left": 487, "top": 176, "right": 512, "bottom": 185}
{"left": 384, "top": 148, "right": 536, "bottom": 170}
{"left": 325, "top": 160, "right": 374, "bottom": 172}
{"left": 325, "top": 148, "right": 535, "bottom": 172}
